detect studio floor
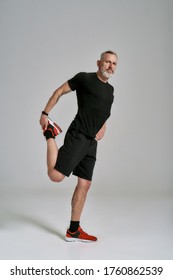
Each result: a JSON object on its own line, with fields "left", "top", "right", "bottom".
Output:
{"left": 0, "top": 188, "right": 173, "bottom": 260}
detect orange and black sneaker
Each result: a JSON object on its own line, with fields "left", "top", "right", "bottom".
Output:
{"left": 65, "top": 226, "right": 97, "bottom": 242}
{"left": 43, "top": 118, "right": 62, "bottom": 139}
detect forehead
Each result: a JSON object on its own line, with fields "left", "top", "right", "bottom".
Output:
{"left": 102, "top": 53, "right": 117, "bottom": 62}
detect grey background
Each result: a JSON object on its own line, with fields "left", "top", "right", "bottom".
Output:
{"left": 1, "top": 0, "right": 172, "bottom": 195}
{"left": 0, "top": 0, "right": 173, "bottom": 260}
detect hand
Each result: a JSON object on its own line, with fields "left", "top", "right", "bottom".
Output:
{"left": 39, "top": 114, "right": 49, "bottom": 131}
{"left": 95, "top": 123, "right": 106, "bottom": 141}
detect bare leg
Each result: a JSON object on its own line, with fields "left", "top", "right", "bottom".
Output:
{"left": 71, "top": 177, "right": 91, "bottom": 221}
{"left": 46, "top": 138, "right": 65, "bottom": 182}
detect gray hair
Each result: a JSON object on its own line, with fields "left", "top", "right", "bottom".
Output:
{"left": 100, "top": 50, "right": 118, "bottom": 60}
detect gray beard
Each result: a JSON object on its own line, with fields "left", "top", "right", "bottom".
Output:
{"left": 100, "top": 69, "right": 113, "bottom": 79}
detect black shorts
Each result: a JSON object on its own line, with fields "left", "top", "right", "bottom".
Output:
{"left": 54, "top": 127, "right": 97, "bottom": 181}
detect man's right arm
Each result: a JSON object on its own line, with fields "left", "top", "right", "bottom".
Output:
{"left": 39, "top": 81, "right": 71, "bottom": 130}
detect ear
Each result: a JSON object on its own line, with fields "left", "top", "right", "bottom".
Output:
{"left": 97, "top": 60, "right": 100, "bottom": 67}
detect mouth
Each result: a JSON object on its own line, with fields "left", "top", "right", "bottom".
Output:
{"left": 107, "top": 70, "right": 114, "bottom": 74}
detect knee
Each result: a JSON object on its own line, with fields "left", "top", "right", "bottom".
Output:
{"left": 82, "top": 180, "right": 92, "bottom": 192}
{"left": 50, "top": 177, "right": 63, "bottom": 183}
{"left": 48, "top": 171, "right": 65, "bottom": 183}
{"left": 86, "top": 180, "right": 92, "bottom": 189}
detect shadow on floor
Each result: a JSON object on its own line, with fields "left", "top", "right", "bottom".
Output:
{"left": 0, "top": 210, "right": 65, "bottom": 241}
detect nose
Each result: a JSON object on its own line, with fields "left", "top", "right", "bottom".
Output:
{"left": 108, "top": 63, "right": 114, "bottom": 71}
{"left": 108, "top": 62, "right": 114, "bottom": 69}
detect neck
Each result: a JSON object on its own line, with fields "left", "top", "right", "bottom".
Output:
{"left": 96, "top": 71, "right": 108, "bottom": 83}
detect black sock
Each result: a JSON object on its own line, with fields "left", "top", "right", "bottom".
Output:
{"left": 69, "top": 221, "right": 80, "bottom": 232}
{"left": 44, "top": 130, "right": 54, "bottom": 140}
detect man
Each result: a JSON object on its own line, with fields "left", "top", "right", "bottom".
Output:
{"left": 39, "top": 50, "right": 118, "bottom": 242}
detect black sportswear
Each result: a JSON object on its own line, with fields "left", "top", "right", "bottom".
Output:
{"left": 68, "top": 72, "right": 114, "bottom": 138}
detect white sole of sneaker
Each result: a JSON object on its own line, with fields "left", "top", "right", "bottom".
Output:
{"left": 65, "top": 237, "right": 96, "bottom": 242}
{"left": 48, "top": 118, "right": 62, "bottom": 134}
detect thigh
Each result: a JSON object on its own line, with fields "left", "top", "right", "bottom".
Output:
{"left": 73, "top": 139, "right": 98, "bottom": 181}
{"left": 54, "top": 129, "right": 89, "bottom": 177}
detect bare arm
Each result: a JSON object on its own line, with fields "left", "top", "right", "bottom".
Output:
{"left": 95, "top": 122, "right": 106, "bottom": 141}
{"left": 39, "top": 81, "right": 71, "bottom": 130}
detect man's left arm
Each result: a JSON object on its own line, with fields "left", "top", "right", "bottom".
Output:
{"left": 95, "top": 122, "right": 106, "bottom": 141}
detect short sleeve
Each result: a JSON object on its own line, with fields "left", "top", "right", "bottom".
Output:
{"left": 67, "top": 72, "right": 85, "bottom": 91}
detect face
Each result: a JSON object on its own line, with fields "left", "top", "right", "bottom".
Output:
{"left": 97, "top": 53, "right": 118, "bottom": 79}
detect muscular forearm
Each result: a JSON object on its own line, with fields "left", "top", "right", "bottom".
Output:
{"left": 40, "top": 81, "right": 71, "bottom": 130}
{"left": 42, "top": 81, "right": 71, "bottom": 114}
{"left": 43, "top": 88, "right": 62, "bottom": 114}
{"left": 43, "top": 81, "right": 71, "bottom": 113}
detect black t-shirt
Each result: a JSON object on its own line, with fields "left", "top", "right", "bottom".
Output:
{"left": 68, "top": 72, "right": 114, "bottom": 138}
